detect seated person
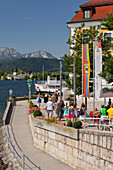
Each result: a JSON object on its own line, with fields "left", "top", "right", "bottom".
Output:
{"left": 99, "top": 105, "right": 107, "bottom": 121}
{"left": 99, "top": 105, "right": 107, "bottom": 116}
{"left": 94, "top": 107, "right": 99, "bottom": 117}
{"left": 107, "top": 103, "right": 113, "bottom": 125}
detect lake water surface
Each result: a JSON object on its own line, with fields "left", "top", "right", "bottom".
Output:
{"left": 0, "top": 80, "right": 35, "bottom": 119}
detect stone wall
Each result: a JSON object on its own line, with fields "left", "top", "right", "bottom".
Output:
{"left": 29, "top": 115, "right": 113, "bottom": 170}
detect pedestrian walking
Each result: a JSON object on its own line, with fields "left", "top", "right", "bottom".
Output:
{"left": 37, "top": 94, "right": 41, "bottom": 107}
{"left": 64, "top": 102, "right": 68, "bottom": 121}
{"left": 73, "top": 104, "right": 78, "bottom": 121}
{"left": 45, "top": 98, "right": 54, "bottom": 118}
{"left": 78, "top": 103, "right": 86, "bottom": 120}
{"left": 68, "top": 103, "right": 74, "bottom": 123}
{"left": 57, "top": 100, "right": 64, "bottom": 120}
{"left": 44, "top": 94, "right": 48, "bottom": 109}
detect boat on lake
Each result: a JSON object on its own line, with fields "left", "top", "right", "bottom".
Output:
{"left": 35, "top": 76, "right": 68, "bottom": 94}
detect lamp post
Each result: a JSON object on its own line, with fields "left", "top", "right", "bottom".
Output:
{"left": 9, "top": 89, "right": 13, "bottom": 102}
{"left": 27, "top": 80, "right": 32, "bottom": 100}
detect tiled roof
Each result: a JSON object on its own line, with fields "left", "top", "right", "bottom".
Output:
{"left": 80, "top": 0, "right": 113, "bottom": 8}
{"left": 68, "top": 4, "right": 113, "bottom": 23}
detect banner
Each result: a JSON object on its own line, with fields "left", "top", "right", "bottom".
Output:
{"left": 82, "top": 44, "right": 90, "bottom": 98}
{"left": 95, "top": 41, "right": 102, "bottom": 99}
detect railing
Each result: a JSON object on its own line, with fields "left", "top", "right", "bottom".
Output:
{"left": 3, "top": 120, "right": 44, "bottom": 170}
{"left": 83, "top": 117, "right": 113, "bottom": 131}
{"left": 2, "top": 101, "right": 44, "bottom": 170}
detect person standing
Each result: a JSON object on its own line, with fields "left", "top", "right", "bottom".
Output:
{"left": 64, "top": 102, "right": 68, "bottom": 121}
{"left": 57, "top": 100, "right": 64, "bottom": 120}
{"left": 73, "top": 104, "right": 78, "bottom": 121}
{"left": 51, "top": 93, "right": 56, "bottom": 103}
{"left": 45, "top": 98, "right": 54, "bottom": 118}
{"left": 44, "top": 94, "right": 48, "bottom": 109}
{"left": 37, "top": 94, "right": 41, "bottom": 107}
{"left": 68, "top": 103, "right": 74, "bottom": 122}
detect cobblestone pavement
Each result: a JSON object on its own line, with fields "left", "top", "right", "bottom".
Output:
{"left": 0, "top": 121, "right": 22, "bottom": 170}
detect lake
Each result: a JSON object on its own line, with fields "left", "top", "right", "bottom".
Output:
{"left": 0, "top": 80, "right": 36, "bottom": 120}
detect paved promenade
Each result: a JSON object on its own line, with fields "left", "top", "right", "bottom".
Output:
{"left": 7, "top": 100, "right": 73, "bottom": 170}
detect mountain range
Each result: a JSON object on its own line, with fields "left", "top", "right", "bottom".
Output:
{"left": 0, "top": 47, "right": 56, "bottom": 61}
{"left": 0, "top": 47, "right": 66, "bottom": 72}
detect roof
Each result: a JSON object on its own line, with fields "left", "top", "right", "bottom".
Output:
{"left": 80, "top": 0, "right": 113, "bottom": 8}
{"left": 68, "top": 1, "right": 113, "bottom": 24}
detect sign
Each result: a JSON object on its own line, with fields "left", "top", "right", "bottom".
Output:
{"left": 95, "top": 41, "right": 102, "bottom": 99}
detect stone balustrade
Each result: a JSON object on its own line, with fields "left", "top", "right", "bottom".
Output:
{"left": 29, "top": 114, "right": 113, "bottom": 169}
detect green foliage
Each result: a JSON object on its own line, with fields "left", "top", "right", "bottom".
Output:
{"left": 24, "top": 95, "right": 28, "bottom": 99}
{"left": 67, "top": 120, "right": 72, "bottom": 127}
{"left": 64, "top": 15, "right": 113, "bottom": 93}
{"left": 33, "top": 109, "right": 42, "bottom": 117}
{"left": 99, "top": 13, "right": 113, "bottom": 84}
{"left": 46, "top": 117, "right": 57, "bottom": 123}
{"left": 0, "top": 58, "right": 66, "bottom": 73}
{"left": 12, "top": 95, "right": 16, "bottom": 98}
{"left": 73, "top": 121, "right": 82, "bottom": 128}
{"left": 101, "top": 13, "right": 113, "bottom": 31}
{"left": 29, "top": 101, "right": 34, "bottom": 107}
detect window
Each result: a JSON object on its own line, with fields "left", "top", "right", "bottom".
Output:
{"left": 103, "top": 32, "right": 111, "bottom": 40}
{"left": 84, "top": 10, "right": 90, "bottom": 19}
{"left": 82, "top": 33, "right": 89, "bottom": 44}
{"left": 103, "top": 32, "right": 112, "bottom": 49}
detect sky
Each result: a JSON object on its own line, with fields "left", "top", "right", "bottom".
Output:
{"left": 0, "top": 0, "right": 87, "bottom": 58}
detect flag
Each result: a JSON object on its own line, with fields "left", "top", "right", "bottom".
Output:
{"left": 95, "top": 41, "right": 102, "bottom": 99}
{"left": 82, "top": 44, "right": 90, "bottom": 98}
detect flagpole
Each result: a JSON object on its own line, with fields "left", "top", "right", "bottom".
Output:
{"left": 74, "top": 53, "right": 76, "bottom": 105}
{"left": 93, "top": 41, "right": 95, "bottom": 121}
{"left": 82, "top": 44, "right": 83, "bottom": 103}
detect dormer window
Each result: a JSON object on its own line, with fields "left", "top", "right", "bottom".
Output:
{"left": 84, "top": 10, "right": 90, "bottom": 19}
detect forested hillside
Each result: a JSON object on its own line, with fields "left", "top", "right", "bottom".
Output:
{"left": 0, "top": 58, "right": 66, "bottom": 72}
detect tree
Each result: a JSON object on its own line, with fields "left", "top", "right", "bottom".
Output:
{"left": 99, "top": 13, "right": 113, "bottom": 84}
{"left": 64, "top": 20, "right": 112, "bottom": 95}
{"left": 101, "top": 13, "right": 113, "bottom": 31}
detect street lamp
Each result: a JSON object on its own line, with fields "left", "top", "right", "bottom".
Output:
{"left": 27, "top": 80, "right": 32, "bottom": 100}
{"left": 9, "top": 89, "right": 13, "bottom": 102}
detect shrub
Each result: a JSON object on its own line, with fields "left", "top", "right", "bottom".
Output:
{"left": 24, "top": 95, "right": 28, "bottom": 98}
{"left": 33, "top": 104, "right": 38, "bottom": 108}
{"left": 73, "top": 121, "right": 82, "bottom": 128}
{"left": 67, "top": 120, "right": 72, "bottom": 127}
{"left": 12, "top": 95, "right": 16, "bottom": 98}
{"left": 29, "top": 101, "right": 34, "bottom": 107}
{"left": 50, "top": 117, "right": 56, "bottom": 123}
{"left": 41, "top": 93, "right": 45, "bottom": 96}
{"left": 46, "top": 117, "right": 57, "bottom": 123}
{"left": 69, "top": 94, "right": 74, "bottom": 97}
{"left": 33, "top": 109, "right": 42, "bottom": 117}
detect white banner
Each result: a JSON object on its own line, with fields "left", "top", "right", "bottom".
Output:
{"left": 95, "top": 41, "right": 102, "bottom": 99}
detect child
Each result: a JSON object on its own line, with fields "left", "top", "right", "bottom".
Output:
{"left": 64, "top": 102, "right": 68, "bottom": 121}
{"left": 68, "top": 103, "right": 74, "bottom": 123}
